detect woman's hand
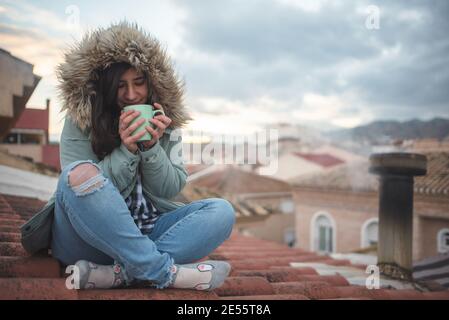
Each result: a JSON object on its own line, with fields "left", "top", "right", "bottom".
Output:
{"left": 119, "top": 110, "right": 147, "bottom": 154}
{"left": 140, "top": 103, "right": 172, "bottom": 150}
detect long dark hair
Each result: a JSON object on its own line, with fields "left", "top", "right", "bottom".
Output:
{"left": 90, "top": 62, "right": 149, "bottom": 160}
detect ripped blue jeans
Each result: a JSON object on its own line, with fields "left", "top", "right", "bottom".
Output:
{"left": 51, "top": 160, "right": 235, "bottom": 289}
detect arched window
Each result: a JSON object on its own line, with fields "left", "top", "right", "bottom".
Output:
{"left": 361, "top": 218, "right": 378, "bottom": 248}
{"left": 311, "top": 212, "right": 336, "bottom": 254}
{"left": 437, "top": 229, "right": 449, "bottom": 254}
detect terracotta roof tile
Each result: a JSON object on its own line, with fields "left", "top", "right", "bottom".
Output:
{"left": 78, "top": 288, "right": 219, "bottom": 300}
{"left": 185, "top": 164, "right": 211, "bottom": 176}
{"left": 0, "top": 242, "right": 28, "bottom": 256}
{"left": 422, "top": 291, "right": 449, "bottom": 300}
{"left": 1, "top": 194, "right": 46, "bottom": 218}
{"left": 221, "top": 294, "right": 310, "bottom": 300}
{"left": 0, "top": 278, "right": 78, "bottom": 300}
{"left": 331, "top": 286, "right": 380, "bottom": 299}
{"left": 189, "top": 166, "right": 292, "bottom": 194}
{"left": 0, "top": 225, "right": 21, "bottom": 233}
{"left": 272, "top": 281, "right": 341, "bottom": 299}
{"left": 292, "top": 151, "right": 449, "bottom": 196}
{"left": 13, "top": 107, "right": 49, "bottom": 131}
{"left": 1, "top": 192, "right": 448, "bottom": 300}
{"left": 293, "top": 152, "right": 345, "bottom": 168}
{"left": 233, "top": 268, "right": 319, "bottom": 281}
{"left": 176, "top": 184, "right": 274, "bottom": 218}
{"left": 382, "top": 289, "right": 432, "bottom": 300}
{"left": 0, "top": 213, "right": 22, "bottom": 219}
{"left": 214, "top": 277, "right": 275, "bottom": 297}
{"left": 0, "top": 256, "right": 60, "bottom": 278}
{"left": 0, "top": 218, "right": 25, "bottom": 227}
{"left": 0, "top": 232, "right": 21, "bottom": 242}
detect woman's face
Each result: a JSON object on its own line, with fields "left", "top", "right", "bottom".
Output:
{"left": 116, "top": 67, "right": 149, "bottom": 108}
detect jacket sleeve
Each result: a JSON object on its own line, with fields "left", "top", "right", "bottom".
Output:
{"left": 60, "top": 117, "right": 140, "bottom": 194}
{"left": 139, "top": 130, "right": 188, "bottom": 199}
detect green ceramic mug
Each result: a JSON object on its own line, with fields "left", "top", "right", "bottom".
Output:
{"left": 122, "top": 104, "right": 165, "bottom": 141}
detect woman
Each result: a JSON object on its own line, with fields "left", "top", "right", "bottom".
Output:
{"left": 20, "top": 22, "right": 235, "bottom": 291}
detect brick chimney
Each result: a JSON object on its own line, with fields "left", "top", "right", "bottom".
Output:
{"left": 369, "top": 153, "right": 427, "bottom": 280}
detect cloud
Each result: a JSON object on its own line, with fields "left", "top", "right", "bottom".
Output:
{"left": 2, "top": 0, "right": 448, "bottom": 137}
{"left": 171, "top": 0, "right": 449, "bottom": 127}
{"left": 0, "top": 0, "right": 80, "bottom": 37}
{"left": 0, "top": 24, "right": 64, "bottom": 78}
{"left": 0, "top": 2, "right": 74, "bottom": 136}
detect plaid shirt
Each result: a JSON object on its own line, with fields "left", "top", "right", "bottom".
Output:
{"left": 125, "top": 168, "right": 161, "bottom": 235}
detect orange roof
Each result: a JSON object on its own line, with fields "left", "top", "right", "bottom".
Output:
{"left": 1, "top": 192, "right": 448, "bottom": 300}
{"left": 175, "top": 184, "right": 273, "bottom": 219}
{"left": 190, "top": 166, "right": 292, "bottom": 195}
{"left": 292, "top": 152, "right": 449, "bottom": 196}
{"left": 13, "top": 107, "right": 49, "bottom": 131}
{"left": 293, "top": 153, "right": 345, "bottom": 168}
{"left": 185, "top": 164, "right": 211, "bottom": 175}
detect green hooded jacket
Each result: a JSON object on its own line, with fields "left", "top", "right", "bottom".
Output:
{"left": 20, "top": 22, "right": 192, "bottom": 255}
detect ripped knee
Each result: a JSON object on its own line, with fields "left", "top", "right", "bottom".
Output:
{"left": 67, "top": 162, "right": 106, "bottom": 196}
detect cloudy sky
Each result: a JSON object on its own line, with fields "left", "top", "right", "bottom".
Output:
{"left": 1, "top": 0, "right": 448, "bottom": 139}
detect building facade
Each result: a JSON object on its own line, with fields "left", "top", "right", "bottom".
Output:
{"left": 1, "top": 99, "right": 60, "bottom": 171}
{"left": 291, "top": 152, "right": 449, "bottom": 262}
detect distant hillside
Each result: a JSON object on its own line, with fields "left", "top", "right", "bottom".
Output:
{"left": 328, "top": 118, "right": 449, "bottom": 144}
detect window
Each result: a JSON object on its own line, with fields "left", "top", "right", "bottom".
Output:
{"left": 361, "top": 219, "right": 378, "bottom": 248}
{"left": 311, "top": 212, "right": 335, "bottom": 254}
{"left": 437, "top": 229, "right": 449, "bottom": 253}
{"left": 2, "top": 133, "right": 18, "bottom": 144}
{"left": 280, "top": 199, "right": 294, "bottom": 214}
{"left": 20, "top": 133, "right": 42, "bottom": 144}
{"left": 1, "top": 132, "right": 42, "bottom": 144}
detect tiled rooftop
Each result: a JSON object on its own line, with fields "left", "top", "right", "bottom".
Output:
{"left": 1, "top": 192, "right": 449, "bottom": 300}
{"left": 13, "top": 106, "right": 49, "bottom": 131}
{"left": 185, "top": 164, "right": 211, "bottom": 176}
{"left": 293, "top": 152, "right": 345, "bottom": 168}
{"left": 291, "top": 152, "right": 449, "bottom": 196}
{"left": 175, "top": 184, "right": 273, "bottom": 219}
{"left": 188, "top": 165, "right": 292, "bottom": 194}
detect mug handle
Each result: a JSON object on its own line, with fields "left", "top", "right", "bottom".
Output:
{"left": 153, "top": 109, "right": 165, "bottom": 117}
{"left": 150, "top": 108, "right": 166, "bottom": 130}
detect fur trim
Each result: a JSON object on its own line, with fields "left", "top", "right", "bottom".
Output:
{"left": 56, "top": 21, "right": 191, "bottom": 131}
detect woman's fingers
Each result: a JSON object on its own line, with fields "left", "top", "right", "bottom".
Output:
{"left": 145, "top": 125, "right": 160, "bottom": 140}
{"left": 150, "top": 117, "right": 167, "bottom": 130}
{"left": 120, "top": 117, "right": 143, "bottom": 135}
{"left": 124, "top": 129, "right": 146, "bottom": 145}
{"left": 119, "top": 110, "right": 135, "bottom": 128}
{"left": 119, "top": 110, "right": 148, "bottom": 154}
{"left": 119, "top": 109, "right": 134, "bottom": 121}
{"left": 154, "top": 115, "right": 172, "bottom": 127}
{"left": 119, "top": 110, "right": 141, "bottom": 131}
{"left": 125, "top": 118, "right": 145, "bottom": 135}
{"left": 118, "top": 106, "right": 171, "bottom": 152}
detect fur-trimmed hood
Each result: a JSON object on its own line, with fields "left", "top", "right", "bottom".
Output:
{"left": 57, "top": 21, "right": 191, "bottom": 131}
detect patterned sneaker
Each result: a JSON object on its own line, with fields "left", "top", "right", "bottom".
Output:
{"left": 74, "top": 260, "right": 126, "bottom": 289}
{"left": 169, "top": 260, "right": 231, "bottom": 291}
